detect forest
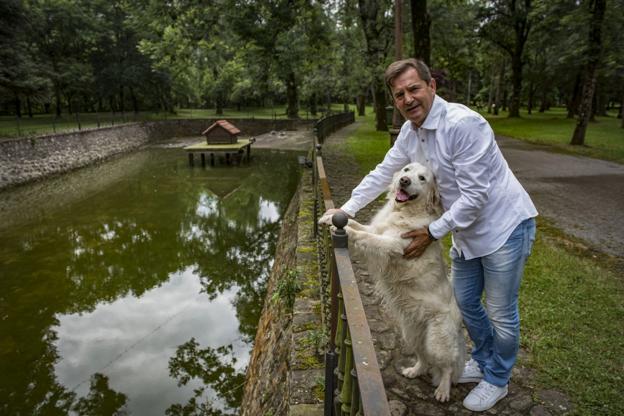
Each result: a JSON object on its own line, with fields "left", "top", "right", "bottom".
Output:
{"left": 1, "top": 0, "right": 623, "bottom": 134}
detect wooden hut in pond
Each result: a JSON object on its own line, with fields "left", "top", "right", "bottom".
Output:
{"left": 202, "top": 120, "right": 241, "bottom": 144}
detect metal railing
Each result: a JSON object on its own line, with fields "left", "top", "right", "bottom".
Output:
{"left": 313, "top": 145, "right": 390, "bottom": 416}
{"left": 314, "top": 111, "right": 355, "bottom": 143}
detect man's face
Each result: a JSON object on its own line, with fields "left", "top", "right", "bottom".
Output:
{"left": 390, "top": 67, "right": 436, "bottom": 127}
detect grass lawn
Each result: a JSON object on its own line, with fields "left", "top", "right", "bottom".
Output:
{"left": 0, "top": 104, "right": 348, "bottom": 139}
{"left": 480, "top": 107, "right": 624, "bottom": 164}
{"left": 341, "top": 111, "right": 624, "bottom": 415}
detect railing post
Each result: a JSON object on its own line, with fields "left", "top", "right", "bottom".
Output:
{"left": 314, "top": 144, "right": 322, "bottom": 237}
{"left": 334, "top": 295, "right": 347, "bottom": 415}
{"left": 349, "top": 368, "right": 360, "bottom": 416}
{"left": 340, "top": 329, "right": 353, "bottom": 415}
{"left": 331, "top": 212, "right": 349, "bottom": 249}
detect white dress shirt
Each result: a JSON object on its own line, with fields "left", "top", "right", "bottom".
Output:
{"left": 341, "top": 95, "right": 537, "bottom": 260}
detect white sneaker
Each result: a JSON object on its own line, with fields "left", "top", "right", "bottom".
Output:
{"left": 463, "top": 380, "right": 508, "bottom": 412}
{"left": 458, "top": 358, "right": 484, "bottom": 383}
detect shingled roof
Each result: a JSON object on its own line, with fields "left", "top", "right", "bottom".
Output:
{"left": 202, "top": 120, "right": 241, "bottom": 136}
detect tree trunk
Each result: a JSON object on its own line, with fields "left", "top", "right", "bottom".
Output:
{"left": 129, "top": 87, "right": 139, "bottom": 114}
{"left": 410, "top": 0, "right": 431, "bottom": 65}
{"left": 55, "top": 87, "right": 62, "bottom": 117}
{"left": 539, "top": 88, "right": 548, "bottom": 112}
{"left": 216, "top": 95, "right": 223, "bottom": 115}
{"left": 494, "top": 62, "right": 505, "bottom": 115}
{"left": 357, "top": 94, "right": 366, "bottom": 116}
{"left": 567, "top": 72, "right": 582, "bottom": 118}
{"left": 372, "top": 77, "right": 387, "bottom": 131}
{"left": 286, "top": 71, "right": 299, "bottom": 119}
{"left": 14, "top": 94, "right": 21, "bottom": 118}
{"left": 498, "top": 0, "right": 531, "bottom": 118}
{"left": 619, "top": 91, "right": 623, "bottom": 128}
{"left": 358, "top": 0, "right": 390, "bottom": 130}
{"left": 119, "top": 86, "right": 125, "bottom": 113}
{"left": 590, "top": 86, "right": 597, "bottom": 121}
{"left": 487, "top": 65, "right": 495, "bottom": 113}
{"left": 26, "top": 96, "right": 33, "bottom": 118}
{"left": 310, "top": 93, "right": 317, "bottom": 116}
{"left": 509, "top": 51, "right": 523, "bottom": 117}
{"left": 527, "top": 81, "right": 534, "bottom": 115}
{"left": 571, "top": 0, "right": 606, "bottom": 146}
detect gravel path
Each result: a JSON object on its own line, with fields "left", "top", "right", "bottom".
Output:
{"left": 496, "top": 136, "right": 624, "bottom": 259}
{"left": 320, "top": 120, "right": 576, "bottom": 416}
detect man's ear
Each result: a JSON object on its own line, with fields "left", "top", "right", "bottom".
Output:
{"left": 429, "top": 78, "right": 437, "bottom": 94}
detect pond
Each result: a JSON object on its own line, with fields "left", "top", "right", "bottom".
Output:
{"left": 0, "top": 147, "right": 302, "bottom": 415}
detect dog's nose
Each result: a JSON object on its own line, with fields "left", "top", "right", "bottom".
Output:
{"left": 400, "top": 176, "right": 411, "bottom": 187}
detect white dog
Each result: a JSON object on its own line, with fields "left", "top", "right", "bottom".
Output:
{"left": 320, "top": 162, "right": 465, "bottom": 402}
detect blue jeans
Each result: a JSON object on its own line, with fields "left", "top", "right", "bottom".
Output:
{"left": 451, "top": 218, "right": 536, "bottom": 387}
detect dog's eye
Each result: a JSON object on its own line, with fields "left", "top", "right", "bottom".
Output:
{"left": 403, "top": 168, "right": 410, "bottom": 172}
{"left": 418, "top": 175, "right": 426, "bottom": 181}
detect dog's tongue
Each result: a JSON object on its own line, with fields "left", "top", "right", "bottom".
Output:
{"left": 395, "top": 189, "right": 410, "bottom": 202}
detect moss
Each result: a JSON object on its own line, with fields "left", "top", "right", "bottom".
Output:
{"left": 313, "top": 376, "right": 325, "bottom": 402}
{"left": 293, "top": 321, "right": 318, "bottom": 333}
{"left": 297, "top": 245, "right": 316, "bottom": 253}
{"left": 294, "top": 349, "right": 323, "bottom": 370}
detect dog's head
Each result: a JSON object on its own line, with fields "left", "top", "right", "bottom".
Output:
{"left": 389, "top": 162, "right": 441, "bottom": 216}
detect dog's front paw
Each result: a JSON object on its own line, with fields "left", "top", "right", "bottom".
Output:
{"left": 401, "top": 362, "right": 426, "bottom": 379}
{"left": 318, "top": 213, "right": 333, "bottom": 225}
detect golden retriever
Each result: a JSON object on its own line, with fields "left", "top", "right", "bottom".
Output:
{"left": 320, "top": 162, "right": 465, "bottom": 401}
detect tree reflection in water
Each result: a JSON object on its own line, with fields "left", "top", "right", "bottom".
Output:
{"left": 167, "top": 339, "right": 244, "bottom": 416}
{"left": 0, "top": 149, "right": 301, "bottom": 415}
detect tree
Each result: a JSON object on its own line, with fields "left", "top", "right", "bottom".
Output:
{"left": 479, "top": 0, "right": 533, "bottom": 117}
{"left": 571, "top": 0, "right": 607, "bottom": 145}
{"left": 358, "top": 0, "right": 393, "bottom": 130}
{"left": 411, "top": 0, "right": 431, "bottom": 65}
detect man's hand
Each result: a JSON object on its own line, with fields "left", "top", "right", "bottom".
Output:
{"left": 401, "top": 227, "right": 434, "bottom": 259}
{"left": 318, "top": 208, "right": 351, "bottom": 225}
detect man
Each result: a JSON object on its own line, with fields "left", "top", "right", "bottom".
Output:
{"left": 324, "top": 58, "right": 537, "bottom": 412}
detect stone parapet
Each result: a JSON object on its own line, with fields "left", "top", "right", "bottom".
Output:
{"left": 240, "top": 161, "right": 325, "bottom": 416}
{"left": 0, "top": 118, "right": 315, "bottom": 191}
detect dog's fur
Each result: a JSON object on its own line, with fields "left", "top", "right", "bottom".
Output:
{"left": 320, "top": 162, "right": 465, "bottom": 402}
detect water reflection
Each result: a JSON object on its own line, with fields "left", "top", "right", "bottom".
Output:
{"left": 0, "top": 149, "right": 301, "bottom": 415}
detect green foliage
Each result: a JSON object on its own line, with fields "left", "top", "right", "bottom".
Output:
{"left": 305, "top": 329, "right": 329, "bottom": 357}
{"left": 271, "top": 269, "right": 302, "bottom": 310}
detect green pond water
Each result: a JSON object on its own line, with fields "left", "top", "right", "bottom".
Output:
{"left": 0, "top": 147, "right": 302, "bottom": 415}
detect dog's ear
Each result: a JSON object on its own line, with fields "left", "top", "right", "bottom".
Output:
{"left": 426, "top": 178, "right": 442, "bottom": 216}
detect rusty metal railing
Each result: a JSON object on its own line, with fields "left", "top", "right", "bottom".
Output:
{"left": 313, "top": 144, "right": 390, "bottom": 416}
{"left": 314, "top": 112, "right": 355, "bottom": 143}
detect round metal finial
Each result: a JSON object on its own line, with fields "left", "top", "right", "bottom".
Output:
{"left": 332, "top": 211, "right": 349, "bottom": 229}
{"left": 331, "top": 212, "right": 349, "bottom": 248}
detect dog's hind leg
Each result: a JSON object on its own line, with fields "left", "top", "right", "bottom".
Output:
{"left": 433, "top": 367, "right": 453, "bottom": 402}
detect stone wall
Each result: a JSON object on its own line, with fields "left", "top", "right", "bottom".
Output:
{"left": 240, "top": 163, "right": 324, "bottom": 416}
{"left": 0, "top": 118, "right": 314, "bottom": 191}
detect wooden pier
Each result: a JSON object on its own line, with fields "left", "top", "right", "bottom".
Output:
{"left": 184, "top": 138, "right": 255, "bottom": 166}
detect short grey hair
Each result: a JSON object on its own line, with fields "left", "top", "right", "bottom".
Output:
{"left": 384, "top": 58, "right": 432, "bottom": 92}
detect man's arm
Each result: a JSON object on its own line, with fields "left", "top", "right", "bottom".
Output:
{"left": 427, "top": 117, "right": 493, "bottom": 239}
{"left": 402, "top": 116, "right": 494, "bottom": 258}
{"left": 339, "top": 131, "right": 411, "bottom": 217}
